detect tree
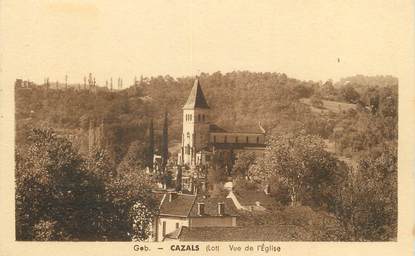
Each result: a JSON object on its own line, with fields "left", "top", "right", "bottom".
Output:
{"left": 15, "top": 129, "right": 102, "bottom": 240}
{"left": 16, "top": 129, "right": 159, "bottom": 241}
{"left": 117, "top": 140, "right": 147, "bottom": 174}
{"left": 369, "top": 94, "right": 380, "bottom": 114}
{"left": 249, "top": 133, "right": 343, "bottom": 208}
{"left": 161, "top": 111, "right": 169, "bottom": 173}
{"left": 334, "top": 144, "right": 397, "bottom": 241}
{"left": 340, "top": 85, "right": 360, "bottom": 103}
{"left": 147, "top": 119, "right": 155, "bottom": 170}
{"left": 103, "top": 168, "right": 158, "bottom": 241}
{"left": 130, "top": 202, "right": 156, "bottom": 241}
{"left": 233, "top": 151, "right": 257, "bottom": 177}
{"left": 321, "top": 79, "right": 336, "bottom": 98}
{"left": 175, "top": 166, "right": 183, "bottom": 191}
{"left": 310, "top": 96, "right": 324, "bottom": 109}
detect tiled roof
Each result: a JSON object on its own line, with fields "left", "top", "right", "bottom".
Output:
{"left": 188, "top": 196, "right": 239, "bottom": 217}
{"left": 159, "top": 193, "right": 196, "bottom": 217}
{"left": 179, "top": 225, "right": 313, "bottom": 241}
{"left": 183, "top": 79, "right": 210, "bottom": 109}
{"left": 209, "top": 122, "right": 266, "bottom": 134}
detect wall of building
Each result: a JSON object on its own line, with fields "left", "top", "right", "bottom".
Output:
{"left": 189, "top": 216, "right": 236, "bottom": 227}
{"left": 210, "top": 132, "right": 265, "bottom": 145}
{"left": 157, "top": 216, "right": 189, "bottom": 241}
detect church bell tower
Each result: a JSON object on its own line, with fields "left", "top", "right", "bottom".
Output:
{"left": 180, "top": 79, "right": 210, "bottom": 166}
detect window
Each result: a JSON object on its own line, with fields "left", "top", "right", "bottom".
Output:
{"left": 162, "top": 221, "right": 166, "bottom": 236}
{"left": 198, "top": 114, "right": 201, "bottom": 122}
{"left": 176, "top": 223, "right": 179, "bottom": 229}
{"left": 246, "top": 136, "right": 249, "bottom": 143}
{"left": 235, "top": 137, "right": 238, "bottom": 143}
{"left": 190, "top": 114, "right": 192, "bottom": 121}
{"left": 213, "top": 136, "right": 216, "bottom": 143}
{"left": 186, "top": 144, "right": 190, "bottom": 154}
{"left": 257, "top": 136, "right": 260, "bottom": 143}
{"left": 187, "top": 132, "right": 190, "bottom": 139}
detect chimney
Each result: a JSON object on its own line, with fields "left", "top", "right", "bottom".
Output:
{"left": 197, "top": 203, "right": 205, "bottom": 216}
{"left": 168, "top": 192, "right": 177, "bottom": 202}
{"left": 217, "top": 202, "right": 225, "bottom": 216}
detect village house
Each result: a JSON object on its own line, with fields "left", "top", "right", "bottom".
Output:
{"left": 153, "top": 191, "right": 238, "bottom": 241}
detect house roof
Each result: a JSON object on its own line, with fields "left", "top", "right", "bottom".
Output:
{"left": 178, "top": 225, "right": 313, "bottom": 241}
{"left": 232, "top": 190, "right": 276, "bottom": 208}
{"left": 183, "top": 79, "right": 210, "bottom": 109}
{"left": 159, "top": 193, "right": 196, "bottom": 217}
{"left": 188, "top": 196, "right": 239, "bottom": 217}
{"left": 158, "top": 193, "right": 239, "bottom": 218}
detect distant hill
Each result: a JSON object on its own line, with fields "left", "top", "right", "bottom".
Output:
{"left": 336, "top": 74, "right": 398, "bottom": 88}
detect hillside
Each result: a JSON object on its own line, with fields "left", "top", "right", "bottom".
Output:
{"left": 15, "top": 72, "right": 398, "bottom": 164}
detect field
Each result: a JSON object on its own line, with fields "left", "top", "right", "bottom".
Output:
{"left": 300, "top": 98, "right": 356, "bottom": 114}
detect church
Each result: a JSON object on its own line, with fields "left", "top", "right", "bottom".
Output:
{"left": 178, "top": 79, "right": 266, "bottom": 167}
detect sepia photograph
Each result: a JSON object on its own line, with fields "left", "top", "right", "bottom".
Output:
{"left": 1, "top": 0, "right": 414, "bottom": 255}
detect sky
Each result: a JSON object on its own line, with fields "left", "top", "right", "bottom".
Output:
{"left": 0, "top": 0, "right": 409, "bottom": 86}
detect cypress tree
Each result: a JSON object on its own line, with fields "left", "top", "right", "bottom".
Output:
{"left": 148, "top": 119, "right": 154, "bottom": 170}
{"left": 161, "top": 112, "right": 169, "bottom": 173}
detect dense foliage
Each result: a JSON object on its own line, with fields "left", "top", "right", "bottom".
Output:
{"left": 249, "top": 134, "right": 344, "bottom": 208}
{"left": 16, "top": 129, "right": 157, "bottom": 241}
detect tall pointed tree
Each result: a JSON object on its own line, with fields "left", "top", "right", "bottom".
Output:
{"left": 161, "top": 111, "right": 169, "bottom": 173}
{"left": 147, "top": 119, "right": 154, "bottom": 170}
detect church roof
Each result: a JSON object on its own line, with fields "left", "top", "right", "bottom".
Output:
{"left": 209, "top": 122, "right": 266, "bottom": 134}
{"left": 183, "top": 79, "right": 210, "bottom": 109}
